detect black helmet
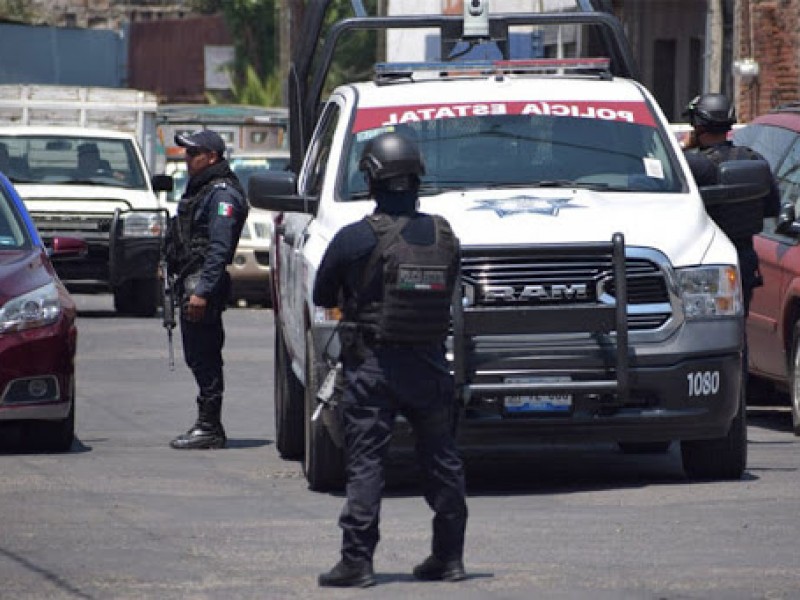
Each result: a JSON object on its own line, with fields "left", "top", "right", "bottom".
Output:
{"left": 359, "top": 132, "right": 424, "bottom": 192}
{"left": 684, "top": 93, "right": 736, "bottom": 131}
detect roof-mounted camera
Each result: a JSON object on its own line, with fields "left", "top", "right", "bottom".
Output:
{"left": 463, "top": 0, "right": 490, "bottom": 39}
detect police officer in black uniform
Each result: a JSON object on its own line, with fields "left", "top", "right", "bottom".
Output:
{"left": 162, "top": 130, "right": 248, "bottom": 450}
{"left": 682, "top": 93, "right": 780, "bottom": 313}
{"left": 314, "top": 132, "right": 468, "bottom": 588}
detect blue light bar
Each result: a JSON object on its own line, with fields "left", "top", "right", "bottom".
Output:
{"left": 375, "top": 57, "right": 611, "bottom": 77}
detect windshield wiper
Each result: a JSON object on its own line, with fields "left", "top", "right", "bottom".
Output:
{"left": 417, "top": 182, "right": 471, "bottom": 196}
{"left": 570, "top": 182, "right": 631, "bottom": 192}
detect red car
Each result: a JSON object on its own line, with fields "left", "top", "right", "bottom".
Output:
{"left": 0, "top": 172, "right": 86, "bottom": 452}
{"left": 732, "top": 107, "right": 800, "bottom": 434}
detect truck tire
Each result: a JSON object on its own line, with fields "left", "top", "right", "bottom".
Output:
{"left": 681, "top": 387, "right": 747, "bottom": 480}
{"left": 790, "top": 324, "right": 800, "bottom": 436}
{"left": 274, "top": 325, "right": 304, "bottom": 458}
{"left": 303, "top": 328, "right": 345, "bottom": 492}
{"left": 113, "top": 278, "right": 159, "bottom": 317}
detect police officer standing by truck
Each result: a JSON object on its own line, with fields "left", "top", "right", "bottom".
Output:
{"left": 682, "top": 93, "right": 780, "bottom": 314}
{"left": 162, "top": 130, "right": 248, "bottom": 450}
{"left": 313, "top": 132, "right": 468, "bottom": 588}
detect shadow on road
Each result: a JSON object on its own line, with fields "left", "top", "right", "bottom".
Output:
{"left": 747, "top": 405, "right": 794, "bottom": 434}
{"left": 226, "top": 438, "right": 272, "bottom": 449}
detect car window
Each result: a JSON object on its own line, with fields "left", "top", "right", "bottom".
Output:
{"left": 775, "top": 137, "right": 800, "bottom": 211}
{"left": 733, "top": 124, "right": 796, "bottom": 171}
{"left": 0, "top": 184, "right": 31, "bottom": 248}
{"left": 300, "top": 103, "right": 341, "bottom": 197}
{"left": 341, "top": 104, "right": 683, "bottom": 199}
{"left": 230, "top": 156, "right": 290, "bottom": 192}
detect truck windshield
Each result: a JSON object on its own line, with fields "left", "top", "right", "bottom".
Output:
{"left": 0, "top": 136, "right": 148, "bottom": 189}
{"left": 341, "top": 110, "right": 684, "bottom": 199}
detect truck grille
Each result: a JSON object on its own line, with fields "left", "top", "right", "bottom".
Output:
{"left": 31, "top": 212, "right": 113, "bottom": 235}
{"left": 461, "top": 247, "right": 671, "bottom": 331}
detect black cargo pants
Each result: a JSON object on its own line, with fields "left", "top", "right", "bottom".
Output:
{"left": 180, "top": 304, "right": 225, "bottom": 401}
{"left": 337, "top": 343, "right": 468, "bottom": 565}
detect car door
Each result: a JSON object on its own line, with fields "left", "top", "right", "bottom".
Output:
{"left": 748, "top": 130, "right": 800, "bottom": 379}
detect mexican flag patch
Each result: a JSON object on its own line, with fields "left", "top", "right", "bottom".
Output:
{"left": 218, "top": 201, "right": 234, "bottom": 217}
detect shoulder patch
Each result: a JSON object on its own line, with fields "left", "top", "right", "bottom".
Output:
{"left": 218, "top": 201, "right": 234, "bottom": 217}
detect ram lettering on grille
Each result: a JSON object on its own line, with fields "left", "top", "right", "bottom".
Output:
{"left": 482, "top": 283, "right": 589, "bottom": 302}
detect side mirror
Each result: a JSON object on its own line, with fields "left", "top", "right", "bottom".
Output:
{"left": 776, "top": 202, "right": 800, "bottom": 235}
{"left": 248, "top": 171, "right": 318, "bottom": 214}
{"left": 152, "top": 174, "right": 174, "bottom": 193}
{"left": 699, "top": 159, "right": 772, "bottom": 207}
{"left": 699, "top": 160, "right": 773, "bottom": 240}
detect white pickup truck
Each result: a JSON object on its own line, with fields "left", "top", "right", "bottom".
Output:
{"left": 0, "top": 85, "right": 172, "bottom": 316}
{"left": 250, "top": 6, "right": 770, "bottom": 490}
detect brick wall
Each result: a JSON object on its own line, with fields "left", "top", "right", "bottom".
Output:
{"left": 737, "top": 0, "right": 800, "bottom": 121}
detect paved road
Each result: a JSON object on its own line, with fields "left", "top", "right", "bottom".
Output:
{"left": 1, "top": 294, "right": 799, "bottom": 599}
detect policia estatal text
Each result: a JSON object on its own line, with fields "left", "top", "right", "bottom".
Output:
{"left": 313, "top": 132, "right": 468, "bottom": 588}
{"left": 162, "top": 130, "right": 248, "bottom": 450}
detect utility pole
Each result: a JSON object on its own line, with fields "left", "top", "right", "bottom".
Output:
{"left": 707, "top": 0, "right": 724, "bottom": 92}
{"left": 278, "top": 0, "right": 294, "bottom": 106}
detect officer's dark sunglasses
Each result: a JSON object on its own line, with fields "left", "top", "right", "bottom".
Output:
{"left": 185, "top": 147, "right": 209, "bottom": 157}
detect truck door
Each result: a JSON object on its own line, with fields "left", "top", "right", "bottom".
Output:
{"left": 284, "top": 101, "right": 342, "bottom": 357}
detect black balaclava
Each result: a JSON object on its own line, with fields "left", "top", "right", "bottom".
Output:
{"left": 374, "top": 189, "right": 417, "bottom": 216}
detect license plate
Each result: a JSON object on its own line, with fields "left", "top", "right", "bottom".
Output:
{"left": 503, "top": 376, "right": 572, "bottom": 413}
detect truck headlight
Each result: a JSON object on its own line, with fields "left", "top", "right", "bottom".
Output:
{"left": 676, "top": 265, "right": 742, "bottom": 319}
{"left": 121, "top": 212, "right": 164, "bottom": 237}
{"left": 0, "top": 282, "right": 61, "bottom": 333}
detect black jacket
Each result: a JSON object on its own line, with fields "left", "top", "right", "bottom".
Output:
{"left": 173, "top": 161, "right": 248, "bottom": 299}
{"left": 313, "top": 191, "right": 436, "bottom": 311}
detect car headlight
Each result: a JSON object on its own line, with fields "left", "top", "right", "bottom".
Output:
{"left": 676, "top": 265, "right": 742, "bottom": 319}
{"left": 0, "top": 282, "right": 61, "bottom": 333}
{"left": 121, "top": 212, "right": 164, "bottom": 237}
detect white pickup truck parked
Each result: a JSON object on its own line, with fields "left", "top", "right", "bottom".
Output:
{"left": 250, "top": 6, "right": 770, "bottom": 490}
{"left": 0, "top": 85, "right": 172, "bottom": 316}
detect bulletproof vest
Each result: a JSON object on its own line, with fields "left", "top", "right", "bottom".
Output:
{"left": 355, "top": 213, "right": 459, "bottom": 344}
{"left": 164, "top": 179, "right": 224, "bottom": 276}
{"left": 700, "top": 144, "right": 765, "bottom": 243}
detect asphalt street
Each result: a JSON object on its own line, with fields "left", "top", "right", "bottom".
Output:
{"left": 0, "top": 294, "right": 799, "bottom": 599}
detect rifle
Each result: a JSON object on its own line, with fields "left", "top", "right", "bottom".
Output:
{"left": 160, "top": 259, "right": 177, "bottom": 371}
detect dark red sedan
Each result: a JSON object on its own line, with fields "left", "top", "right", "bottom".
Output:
{"left": 733, "top": 107, "right": 800, "bottom": 434}
{"left": 0, "top": 172, "right": 86, "bottom": 451}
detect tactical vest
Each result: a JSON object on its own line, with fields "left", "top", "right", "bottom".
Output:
{"left": 164, "top": 179, "right": 225, "bottom": 277}
{"left": 355, "top": 213, "right": 459, "bottom": 344}
{"left": 700, "top": 144, "right": 765, "bottom": 243}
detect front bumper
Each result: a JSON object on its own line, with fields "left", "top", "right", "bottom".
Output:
{"left": 450, "top": 318, "right": 744, "bottom": 448}
{"left": 51, "top": 235, "right": 161, "bottom": 287}
{"left": 227, "top": 246, "right": 271, "bottom": 302}
{"left": 0, "top": 319, "right": 75, "bottom": 422}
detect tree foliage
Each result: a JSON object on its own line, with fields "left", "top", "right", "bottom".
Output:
{"left": 0, "top": 0, "right": 38, "bottom": 22}
{"left": 188, "top": 0, "right": 278, "bottom": 82}
{"left": 192, "top": 0, "right": 383, "bottom": 105}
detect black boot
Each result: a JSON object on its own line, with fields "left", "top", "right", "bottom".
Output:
{"left": 412, "top": 555, "right": 466, "bottom": 582}
{"left": 170, "top": 396, "right": 226, "bottom": 450}
{"left": 318, "top": 559, "right": 376, "bottom": 588}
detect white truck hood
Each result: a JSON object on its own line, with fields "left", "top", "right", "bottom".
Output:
{"left": 14, "top": 183, "right": 160, "bottom": 213}
{"left": 315, "top": 188, "right": 723, "bottom": 269}
{"left": 426, "top": 189, "right": 717, "bottom": 268}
